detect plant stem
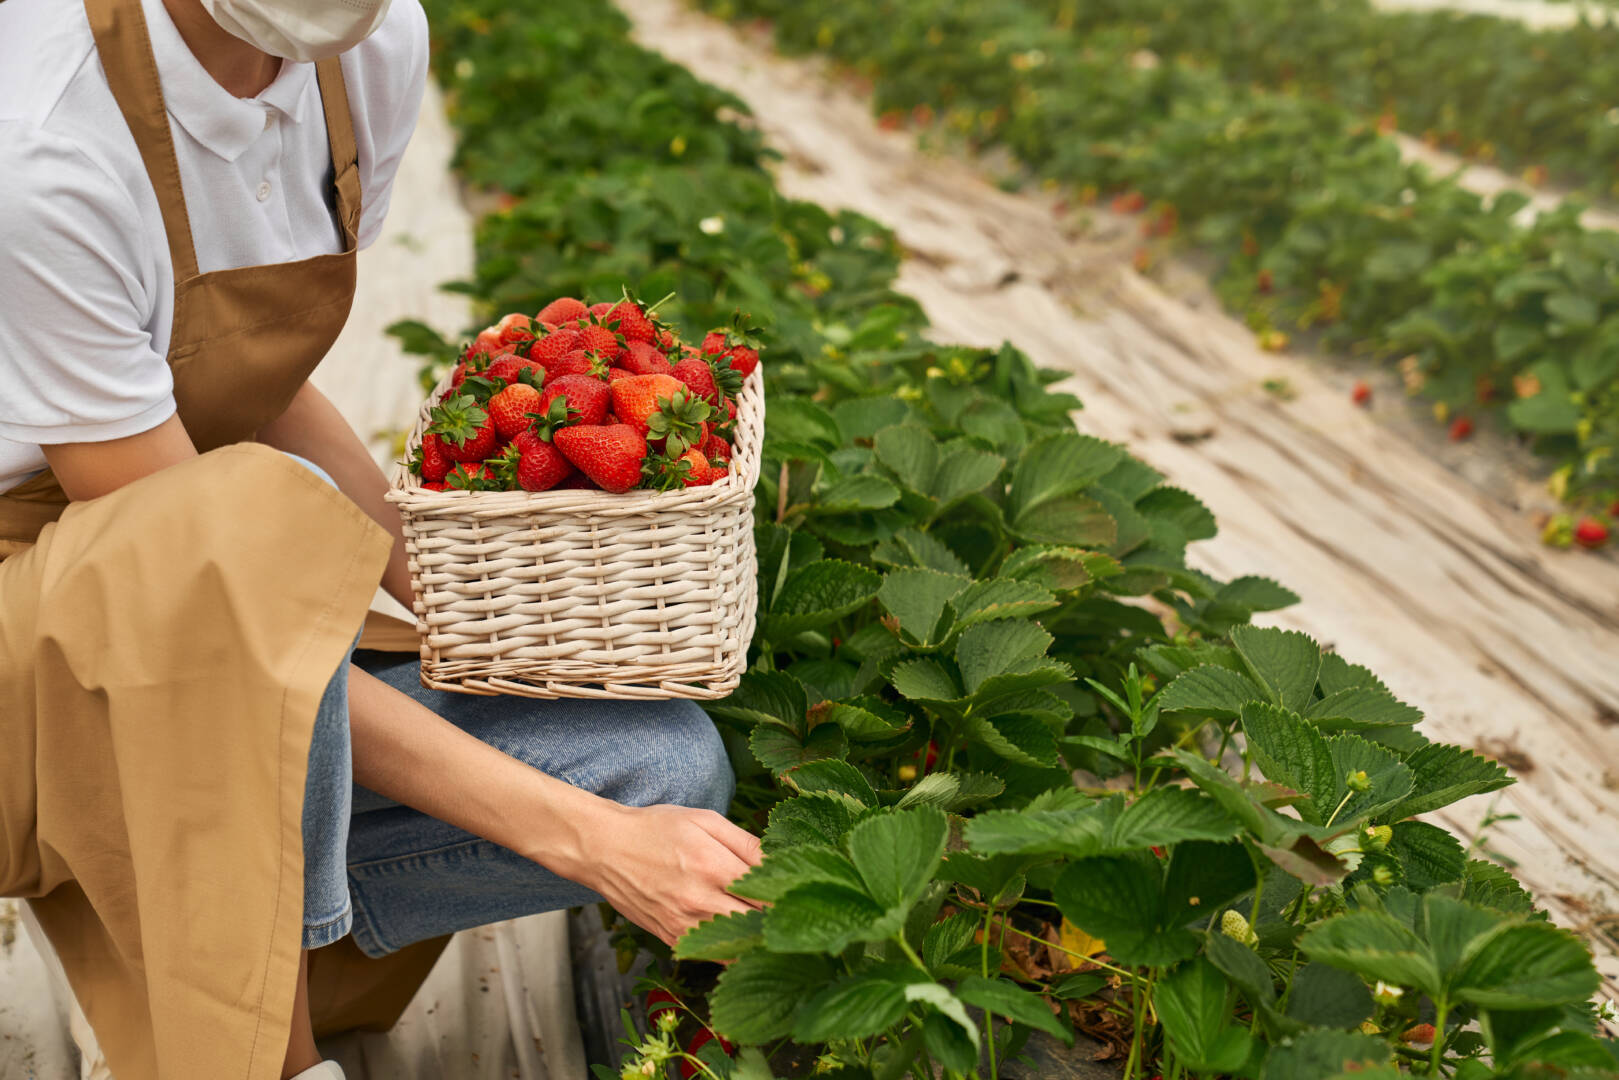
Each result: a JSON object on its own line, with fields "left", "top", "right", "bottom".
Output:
{"left": 982, "top": 904, "right": 999, "bottom": 1080}
{"left": 1123, "top": 972, "right": 1146, "bottom": 1080}
{"left": 1430, "top": 998, "right": 1450, "bottom": 1077}
{"left": 1323, "top": 789, "right": 1355, "bottom": 828}
{"left": 894, "top": 934, "right": 931, "bottom": 976}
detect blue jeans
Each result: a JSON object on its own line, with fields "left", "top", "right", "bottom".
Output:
{"left": 302, "top": 649, "right": 734, "bottom": 957}
{"left": 287, "top": 457, "right": 735, "bottom": 956}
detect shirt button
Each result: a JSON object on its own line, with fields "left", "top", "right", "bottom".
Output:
{"left": 256, "top": 181, "right": 271, "bottom": 202}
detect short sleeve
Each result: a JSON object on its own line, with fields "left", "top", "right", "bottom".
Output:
{"left": 343, "top": 0, "right": 429, "bottom": 251}
{"left": 0, "top": 122, "right": 176, "bottom": 445}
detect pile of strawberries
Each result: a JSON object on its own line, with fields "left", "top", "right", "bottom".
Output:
{"left": 409, "top": 293, "right": 759, "bottom": 494}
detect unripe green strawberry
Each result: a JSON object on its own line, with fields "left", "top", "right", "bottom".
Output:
{"left": 1220, "top": 910, "right": 1258, "bottom": 946}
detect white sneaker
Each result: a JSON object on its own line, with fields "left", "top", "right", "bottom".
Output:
{"left": 290, "top": 1064, "right": 346, "bottom": 1080}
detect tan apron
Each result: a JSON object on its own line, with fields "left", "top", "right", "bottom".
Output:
{"left": 0, "top": 1, "right": 442, "bottom": 1075}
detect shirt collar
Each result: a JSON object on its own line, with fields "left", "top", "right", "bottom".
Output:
{"left": 141, "top": 0, "right": 316, "bottom": 163}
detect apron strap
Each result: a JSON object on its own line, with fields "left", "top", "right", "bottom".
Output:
{"left": 314, "top": 59, "right": 363, "bottom": 253}
{"left": 83, "top": 0, "right": 202, "bottom": 283}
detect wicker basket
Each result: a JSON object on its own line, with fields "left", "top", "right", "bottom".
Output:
{"left": 384, "top": 369, "right": 763, "bottom": 699}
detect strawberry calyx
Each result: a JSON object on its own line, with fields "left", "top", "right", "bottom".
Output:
{"left": 702, "top": 353, "right": 745, "bottom": 406}
{"left": 524, "top": 396, "right": 579, "bottom": 441}
{"left": 641, "top": 450, "right": 693, "bottom": 491}
{"left": 445, "top": 462, "right": 498, "bottom": 491}
{"left": 457, "top": 375, "right": 505, "bottom": 404}
{"left": 427, "top": 394, "right": 491, "bottom": 451}
{"left": 711, "top": 311, "right": 762, "bottom": 354}
{"left": 645, "top": 390, "right": 714, "bottom": 456}
{"left": 486, "top": 444, "right": 524, "bottom": 490}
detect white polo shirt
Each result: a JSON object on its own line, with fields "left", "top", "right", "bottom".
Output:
{"left": 0, "top": 0, "right": 428, "bottom": 492}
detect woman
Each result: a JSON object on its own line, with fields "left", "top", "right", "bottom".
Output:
{"left": 0, "top": 0, "right": 762, "bottom": 1077}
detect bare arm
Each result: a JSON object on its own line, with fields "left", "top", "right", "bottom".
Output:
{"left": 41, "top": 413, "right": 197, "bottom": 501}
{"left": 256, "top": 382, "right": 414, "bottom": 610}
{"left": 347, "top": 666, "right": 761, "bottom": 944}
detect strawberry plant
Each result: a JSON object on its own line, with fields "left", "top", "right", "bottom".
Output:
{"left": 694, "top": 0, "right": 1619, "bottom": 514}
{"left": 408, "top": 0, "right": 1615, "bottom": 1075}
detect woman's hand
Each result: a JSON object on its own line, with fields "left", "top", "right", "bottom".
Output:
{"left": 347, "top": 666, "right": 763, "bottom": 949}
{"left": 560, "top": 803, "right": 764, "bottom": 946}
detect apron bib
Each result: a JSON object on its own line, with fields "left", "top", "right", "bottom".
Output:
{"left": 0, "top": 0, "right": 360, "bottom": 553}
{"left": 0, "top": 2, "right": 438, "bottom": 1076}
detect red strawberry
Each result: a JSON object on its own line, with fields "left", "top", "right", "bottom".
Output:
{"left": 608, "top": 367, "right": 635, "bottom": 382}
{"left": 412, "top": 432, "right": 452, "bottom": 483}
{"left": 528, "top": 328, "right": 584, "bottom": 371}
{"left": 488, "top": 383, "right": 545, "bottom": 439}
{"left": 541, "top": 374, "right": 610, "bottom": 426}
{"left": 469, "top": 326, "right": 504, "bottom": 358}
{"left": 428, "top": 395, "right": 500, "bottom": 463}
{"left": 494, "top": 312, "right": 536, "bottom": 347}
{"left": 619, "top": 340, "right": 674, "bottom": 376}
{"left": 1351, "top": 380, "right": 1372, "bottom": 406}
{"left": 645, "top": 989, "right": 681, "bottom": 1019}
{"left": 511, "top": 429, "right": 548, "bottom": 456}
{"left": 1448, "top": 416, "right": 1474, "bottom": 441}
{"left": 589, "top": 301, "right": 614, "bottom": 319}
{"left": 422, "top": 481, "right": 448, "bottom": 492}
{"left": 577, "top": 323, "right": 623, "bottom": 362}
{"left": 546, "top": 349, "right": 610, "bottom": 382}
{"left": 700, "top": 313, "right": 762, "bottom": 377}
{"left": 553, "top": 424, "right": 648, "bottom": 493}
{"left": 486, "top": 352, "right": 544, "bottom": 388}
{"left": 1574, "top": 517, "right": 1610, "bottom": 549}
{"left": 517, "top": 441, "right": 574, "bottom": 492}
{"left": 700, "top": 432, "right": 731, "bottom": 463}
{"left": 679, "top": 1029, "right": 735, "bottom": 1080}
{"left": 1110, "top": 190, "right": 1147, "bottom": 214}
{"left": 672, "top": 355, "right": 742, "bottom": 407}
{"left": 676, "top": 448, "right": 718, "bottom": 487}
{"left": 606, "top": 299, "right": 656, "bottom": 344}
{"left": 445, "top": 462, "right": 498, "bottom": 491}
{"left": 536, "top": 297, "right": 589, "bottom": 325}
{"left": 611, "top": 374, "right": 688, "bottom": 434}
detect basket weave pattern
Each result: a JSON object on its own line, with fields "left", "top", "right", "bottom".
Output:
{"left": 385, "top": 369, "right": 763, "bottom": 699}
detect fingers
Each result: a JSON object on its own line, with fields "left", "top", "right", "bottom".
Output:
{"left": 692, "top": 810, "right": 765, "bottom": 868}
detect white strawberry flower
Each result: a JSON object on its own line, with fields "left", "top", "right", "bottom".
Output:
{"left": 699, "top": 216, "right": 726, "bottom": 235}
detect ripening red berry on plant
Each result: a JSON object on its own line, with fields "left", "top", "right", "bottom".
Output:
{"left": 1448, "top": 416, "right": 1474, "bottom": 441}
{"left": 680, "top": 1028, "right": 736, "bottom": 1079}
{"left": 1351, "top": 380, "right": 1372, "bottom": 406}
{"left": 1574, "top": 517, "right": 1610, "bottom": 549}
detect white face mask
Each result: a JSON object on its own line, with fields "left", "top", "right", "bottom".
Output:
{"left": 198, "top": 0, "right": 393, "bottom": 62}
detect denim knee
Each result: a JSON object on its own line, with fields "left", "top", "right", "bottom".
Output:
{"left": 616, "top": 700, "right": 735, "bottom": 814}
